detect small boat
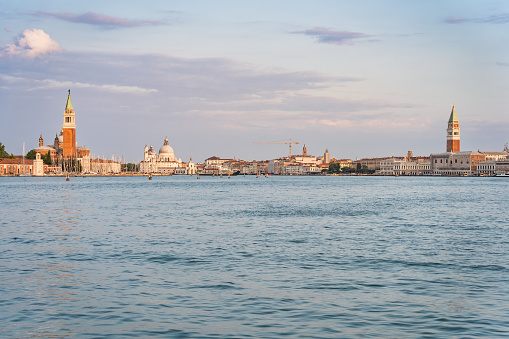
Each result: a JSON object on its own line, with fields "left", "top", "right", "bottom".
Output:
{"left": 495, "top": 171, "right": 509, "bottom": 177}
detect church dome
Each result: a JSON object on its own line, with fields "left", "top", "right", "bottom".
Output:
{"left": 158, "top": 138, "right": 174, "bottom": 156}
{"left": 148, "top": 145, "right": 156, "bottom": 155}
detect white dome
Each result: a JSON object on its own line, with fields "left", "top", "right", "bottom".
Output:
{"left": 159, "top": 145, "right": 174, "bottom": 155}
{"left": 158, "top": 138, "right": 174, "bottom": 156}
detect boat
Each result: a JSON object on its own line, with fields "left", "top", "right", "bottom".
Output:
{"left": 495, "top": 171, "right": 509, "bottom": 177}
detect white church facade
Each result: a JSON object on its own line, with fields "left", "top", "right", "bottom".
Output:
{"left": 139, "top": 137, "right": 196, "bottom": 175}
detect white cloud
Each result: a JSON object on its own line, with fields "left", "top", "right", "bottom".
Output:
{"left": 0, "top": 74, "right": 157, "bottom": 94}
{"left": 1, "top": 29, "right": 61, "bottom": 58}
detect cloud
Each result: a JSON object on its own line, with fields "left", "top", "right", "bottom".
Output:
{"left": 445, "top": 13, "right": 509, "bottom": 24}
{"left": 0, "top": 74, "right": 157, "bottom": 94}
{"left": 291, "top": 27, "right": 371, "bottom": 45}
{"left": 444, "top": 16, "right": 471, "bottom": 24}
{"left": 1, "top": 29, "right": 61, "bottom": 58}
{"left": 36, "top": 11, "right": 165, "bottom": 28}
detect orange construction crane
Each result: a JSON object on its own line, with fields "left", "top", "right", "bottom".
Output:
{"left": 253, "top": 139, "right": 300, "bottom": 158}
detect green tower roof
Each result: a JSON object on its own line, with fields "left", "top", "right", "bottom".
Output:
{"left": 448, "top": 104, "right": 458, "bottom": 123}
{"left": 65, "top": 89, "right": 73, "bottom": 111}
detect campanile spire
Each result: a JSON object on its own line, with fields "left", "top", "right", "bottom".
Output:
{"left": 62, "top": 89, "right": 76, "bottom": 157}
{"left": 446, "top": 104, "right": 460, "bottom": 152}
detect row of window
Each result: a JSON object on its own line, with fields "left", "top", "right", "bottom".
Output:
{"left": 434, "top": 158, "right": 469, "bottom": 164}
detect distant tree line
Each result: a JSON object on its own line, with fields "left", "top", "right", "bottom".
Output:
{"left": 328, "top": 162, "right": 376, "bottom": 175}
{"left": 122, "top": 163, "right": 139, "bottom": 172}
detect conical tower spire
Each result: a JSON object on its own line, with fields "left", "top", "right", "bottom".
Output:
{"left": 448, "top": 103, "right": 458, "bottom": 123}
{"left": 65, "top": 89, "right": 73, "bottom": 112}
{"left": 446, "top": 103, "right": 460, "bottom": 152}
{"left": 62, "top": 89, "right": 76, "bottom": 157}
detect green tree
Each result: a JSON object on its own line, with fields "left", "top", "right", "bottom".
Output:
{"left": 122, "top": 163, "right": 138, "bottom": 172}
{"left": 26, "top": 149, "right": 37, "bottom": 159}
{"left": 328, "top": 163, "right": 341, "bottom": 174}
{"left": 0, "top": 142, "right": 9, "bottom": 158}
{"left": 41, "top": 152, "right": 52, "bottom": 165}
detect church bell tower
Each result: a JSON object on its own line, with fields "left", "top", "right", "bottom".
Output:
{"left": 62, "top": 90, "right": 76, "bottom": 157}
{"left": 446, "top": 104, "right": 460, "bottom": 153}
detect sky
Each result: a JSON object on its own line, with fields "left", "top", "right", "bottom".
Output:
{"left": 1, "top": 0, "right": 508, "bottom": 163}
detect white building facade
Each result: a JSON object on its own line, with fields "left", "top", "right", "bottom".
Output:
{"left": 139, "top": 138, "right": 185, "bottom": 174}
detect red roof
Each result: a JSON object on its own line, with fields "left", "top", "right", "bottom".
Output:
{"left": 0, "top": 158, "right": 34, "bottom": 165}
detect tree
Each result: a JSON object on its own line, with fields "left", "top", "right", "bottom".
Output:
{"left": 26, "top": 149, "right": 37, "bottom": 159}
{"left": 42, "top": 152, "right": 52, "bottom": 165}
{"left": 328, "top": 162, "right": 341, "bottom": 174}
{"left": 0, "top": 142, "right": 9, "bottom": 158}
{"left": 122, "top": 163, "right": 138, "bottom": 172}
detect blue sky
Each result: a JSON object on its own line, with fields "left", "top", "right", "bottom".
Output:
{"left": 1, "top": 0, "right": 508, "bottom": 162}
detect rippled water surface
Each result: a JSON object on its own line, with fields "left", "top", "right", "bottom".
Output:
{"left": 1, "top": 176, "right": 509, "bottom": 338}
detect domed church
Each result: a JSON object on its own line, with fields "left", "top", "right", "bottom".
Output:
{"left": 139, "top": 137, "right": 185, "bottom": 174}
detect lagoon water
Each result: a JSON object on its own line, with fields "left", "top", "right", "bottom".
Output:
{"left": 1, "top": 175, "right": 509, "bottom": 338}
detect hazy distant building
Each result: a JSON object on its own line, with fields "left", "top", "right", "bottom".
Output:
{"left": 139, "top": 137, "right": 184, "bottom": 174}
{"left": 323, "top": 149, "right": 330, "bottom": 164}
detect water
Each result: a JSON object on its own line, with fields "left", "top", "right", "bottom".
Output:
{"left": 1, "top": 175, "right": 508, "bottom": 338}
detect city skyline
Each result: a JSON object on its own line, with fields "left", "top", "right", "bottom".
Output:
{"left": 1, "top": 1, "right": 508, "bottom": 162}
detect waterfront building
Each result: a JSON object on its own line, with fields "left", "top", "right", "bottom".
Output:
{"left": 90, "top": 158, "right": 121, "bottom": 174}
{"left": 267, "top": 158, "right": 322, "bottom": 175}
{"left": 447, "top": 104, "right": 460, "bottom": 152}
{"left": 352, "top": 157, "right": 390, "bottom": 171}
{"left": 379, "top": 157, "right": 431, "bottom": 176}
{"left": 330, "top": 159, "right": 354, "bottom": 170}
{"left": 201, "top": 156, "right": 245, "bottom": 174}
{"left": 267, "top": 146, "right": 326, "bottom": 175}
{"left": 139, "top": 137, "right": 185, "bottom": 174}
{"left": 430, "top": 151, "right": 485, "bottom": 175}
{"left": 0, "top": 157, "right": 33, "bottom": 175}
{"left": 31, "top": 90, "right": 91, "bottom": 174}
{"left": 475, "top": 151, "right": 509, "bottom": 176}
{"left": 186, "top": 158, "right": 196, "bottom": 175}
{"left": 478, "top": 151, "right": 509, "bottom": 162}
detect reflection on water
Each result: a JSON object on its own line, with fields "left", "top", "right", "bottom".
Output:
{"left": 1, "top": 176, "right": 508, "bottom": 338}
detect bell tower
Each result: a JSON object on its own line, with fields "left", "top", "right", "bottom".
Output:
{"left": 446, "top": 104, "right": 460, "bottom": 152}
{"left": 62, "top": 89, "right": 76, "bottom": 157}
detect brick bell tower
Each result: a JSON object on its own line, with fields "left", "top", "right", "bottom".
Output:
{"left": 446, "top": 104, "right": 460, "bottom": 152}
{"left": 62, "top": 89, "right": 76, "bottom": 158}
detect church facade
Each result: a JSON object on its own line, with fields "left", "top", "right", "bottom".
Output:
{"left": 139, "top": 137, "right": 195, "bottom": 175}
